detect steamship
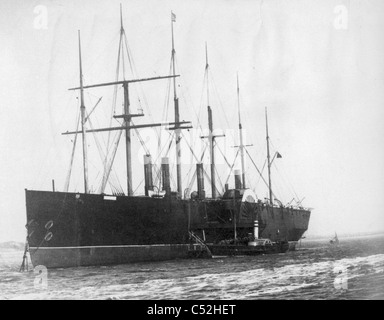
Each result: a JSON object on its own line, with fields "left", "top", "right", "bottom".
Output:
{"left": 23, "top": 8, "right": 311, "bottom": 268}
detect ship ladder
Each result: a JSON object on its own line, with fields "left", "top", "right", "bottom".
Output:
{"left": 189, "top": 231, "right": 212, "bottom": 257}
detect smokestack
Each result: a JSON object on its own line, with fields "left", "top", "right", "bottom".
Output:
{"left": 143, "top": 154, "right": 153, "bottom": 196}
{"left": 253, "top": 220, "right": 259, "bottom": 239}
{"left": 196, "top": 163, "right": 205, "bottom": 199}
{"left": 161, "top": 157, "right": 171, "bottom": 195}
{"left": 234, "top": 169, "right": 242, "bottom": 189}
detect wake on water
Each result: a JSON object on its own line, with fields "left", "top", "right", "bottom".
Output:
{"left": 0, "top": 235, "right": 383, "bottom": 300}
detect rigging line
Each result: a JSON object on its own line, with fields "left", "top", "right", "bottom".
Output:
{"left": 85, "top": 90, "right": 103, "bottom": 99}
{"left": 196, "top": 70, "right": 208, "bottom": 135}
{"left": 102, "top": 128, "right": 124, "bottom": 194}
{"left": 133, "top": 178, "right": 145, "bottom": 195}
{"left": 273, "top": 161, "right": 300, "bottom": 203}
{"left": 158, "top": 60, "right": 173, "bottom": 153}
{"left": 181, "top": 75, "right": 204, "bottom": 139}
{"left": 34, "top": 92, "right": 78, "bottom": 189}
{"left": 214, "top": 165, "right": 224, "bottom": 194}
{"left": 255, "top": 158, "right": 267, "bottom": 189}
{"left": 169, "top": 160, "right": 177, "bottom": 191}
{"left": 123, "top": 33, "right": 154, "bottom": 123}
{"left": 111, "top": 54, "right": 121, "bottom": 118}
{"left": 122, "top": 35, "right": 144, "bottom": 115}
{"left": 85, "top": 96, "right": 103, "bottom": 121}
{"left": 122, "top": 33, "right": 147, "bottom": 115}
{"left": 174, "top": 56, "right": 205, "bottom": 136}
{"left": 144, "top": 131, "right": 175, "bottom": 193}
{"left": 105, "top": 36, "right": 122, "bottom": 162}
{"left": 180, "top": 130, "right": 202, "bottom": 164}
{"left": 185, "top": 161, "right": 194, "bottom": 191}
{"left": 215, "top": 143, "right": 233, "bottom": 169}
{"left": 84, "top": 32, "right": 120, "bottom": 76}
{"left": 85, "top": 96, "right": 108, "bottom": 150}
{"left": 269, "top": 139, "right": 301, "bottom": 201}
{"left": 254, "top": 141, "right": 268, "bottom": 187}
{"left": 202, "top": 167, "right": 222, "bottom": 197}
{"left": 158, "top": 58, "right": 173, "bottom": 152}
{"left": 162, "top": 57, "right": 173, "bottom": 122}
{"left": 126, "top": 49, "right": 159, "bottom": 133}
{"left": 173, "top": 62, "right": 207, "bottom": 166}
{"left": 64, "top": 110, "right": 81, "bottom": 192}
{"left": 245, "top": 170, "right": 256, "bottom": 192}
{"left": 185, "top": 139, "right": 208, "bottom": 194}
{"left": 200, "top": 145, "right": 207, "bottom": 163}
{"left": 101, "top": 128, "right": 125, "bottom": 193}
{"left": 224, "top": 148, "right": 240, "bottom": 185}
{"left": 210, "top": 70, "right": 236, "bottom": 141}
{"left": 187, "top": 147, "right": 201, "bottom": 190}
{"left": 165, "top": 132, "right": 175, "bottom": 157}
{"left": 185, "top": 144, "right": 208, "bottom": 193}
{"left": 102, "top": 36, "right": 124, "bottom": 189}
{"left": 86, "top": 115, "right": 123, "bottom": 194}
{"left": 153, "top": 163, "right": 162, "bottom": 191}
{"left": 122, "top": 32, "right": 136, "bottom": 78}
{"left": 154, "top": 131, "right": 175, "bottom": 165}
{"left": 100, "top": 129, "right": 124, "bottom": 194}
{"left": 121, "top": 31, "right": 126, "bottom": 80}
{"left": 130, "top": 120, "right": 150, "bottom": 155}
{"left": 235, "top": 85, "right": 254, "bottom": 147}
{"left": 186, "top": 170, "right": 197, "bottom": 196}
{"left": 245, "top": 148, "right": 270, "bottom": 191}
{"left": 150, "top": 131, "right": 176, "bottom": 191}
{"left": 183, "top": 162, "right": 195, "bottom": 185}
{"left": 271, "top": 163, "right": 285, "bottom": 202}
{"left": 269, "top": 165, "right": 284, "bottom": 203}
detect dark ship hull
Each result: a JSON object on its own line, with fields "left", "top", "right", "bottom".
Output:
{"left": 26, "top": 189, "right": 310, "bottom": 268}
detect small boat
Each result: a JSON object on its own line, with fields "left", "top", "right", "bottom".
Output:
{"left": 207, "top": 238, "right": 289, "bottom": 256}
{"left": 329, "top": 232, "right": 339, "bottom": 245}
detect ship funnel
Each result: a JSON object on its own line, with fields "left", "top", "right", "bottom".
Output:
{"left": 143, "top": 154, "right": 153, "bottom": 196}
{"left": 196, "top": 163, "right": 205, "bottom": 199}
{"left": 234, "top": 169, "right": 242, "bottom": 189}
{"left": 161, "top": 157, "right": 171, "bottom": 195}
{"left": 253, "top": 220, "right": 259, "bottom": 239}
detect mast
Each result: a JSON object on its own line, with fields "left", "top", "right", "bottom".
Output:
{"left": 205, "top": 43, "right": 210, "bottom": 107}
{"left": 123, "top": 82, "right": 133, "bottom": 196}
{"left": 201, "top": 43, "right": 224, "bottom": 198}
{"left": 208, "top": 106, "right": 215, "bottom": 198}
{"left": 206, "top": 43, "right": 215, "bottom": 198}
{"left": 119, "top": 5, "right": 134, "bottom": 196}
{"left": 78, "top": 30, "right": 89, "bottom": 194}
{"left": 237, "top": 74, "right": 246, "bottom": 189}
{"left": 171, "top": 11, "right": 183, "bottom": 197}
{"left": 265, "top": 107, "right": 273, "bottom": 205}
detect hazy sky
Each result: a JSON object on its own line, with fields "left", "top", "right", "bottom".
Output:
{"left": 0, "top": 0, "right": 384, "bottom": 242}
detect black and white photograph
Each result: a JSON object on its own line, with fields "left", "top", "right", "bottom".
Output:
{"left": 0, "top": 0, "right": 383, "bottom": 303}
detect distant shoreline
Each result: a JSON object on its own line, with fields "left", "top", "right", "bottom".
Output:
{"left": 303, "top": 231, "right": 384, "bottom": 242}
{"left": 0, "top": 241, "right": 24, "bottom": 251}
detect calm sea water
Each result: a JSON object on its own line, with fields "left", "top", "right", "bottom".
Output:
{"left": 1, "top": 235, "right": 383, "bottom": 300}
